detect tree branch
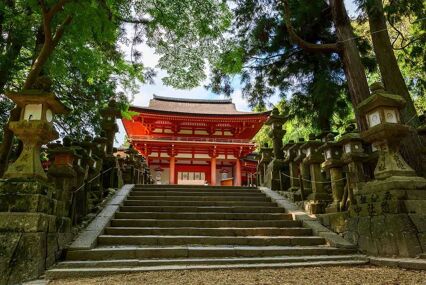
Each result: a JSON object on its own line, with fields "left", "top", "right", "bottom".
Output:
{"left": 282, "top": 0, "right": 340, "bottom": 53}
{"left": 118, "top": 16, "right": 151, "bottom": 25}
{"left": 52, "top": 15, "right": 73, "bottom": 46}
{"left": 47, "top": 0, "right": 71, "bottom": 22}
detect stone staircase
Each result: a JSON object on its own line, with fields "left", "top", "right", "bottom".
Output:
{"left": 47, "top": 185, "right": 367, "bottom": 278}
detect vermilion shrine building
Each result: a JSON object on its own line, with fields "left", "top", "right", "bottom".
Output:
{"left": 122, "top": 96, "right": 270, "bottom": 186}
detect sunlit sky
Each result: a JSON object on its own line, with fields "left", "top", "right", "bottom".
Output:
{"left": 114, "top": 0, "right": 359, "bottom": 146}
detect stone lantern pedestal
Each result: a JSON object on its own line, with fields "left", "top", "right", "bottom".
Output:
{"left": 346, "top": 83, "right": 426, "bottom": 257}
{"left": 0, "top": 90, "right": 72, "bottom": 284}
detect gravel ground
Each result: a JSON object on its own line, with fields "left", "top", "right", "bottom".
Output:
{"left": 48, "top": 266, "right": 426, "bottom": 285}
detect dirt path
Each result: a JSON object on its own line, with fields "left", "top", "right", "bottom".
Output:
{"left": 48, "top": 265, "right": 426, "bottom": 285}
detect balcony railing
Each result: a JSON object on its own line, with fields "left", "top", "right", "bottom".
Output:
{"left": 130, "top": 135, "right": 256, "bottom": 145}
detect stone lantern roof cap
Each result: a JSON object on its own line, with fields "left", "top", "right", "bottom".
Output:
{"left": 357, "top": 83, "right": 406, "bottom": 115}
{"left": 265, "top": 108, "right": 287, "bottom": 125}
{"left": 6, "top": 90, "right": 70, "bottom": 114}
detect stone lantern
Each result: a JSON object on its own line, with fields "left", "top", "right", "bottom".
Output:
{"left": 319, "top": 133, "right": 344, "bottom": 212}
{"left": 302, "top": 133, "right": 331, "bottom": 214}
{"left": 93, "top": 136, "right": 108, "bottom": 159}
{"left": 282, "top": 140, "right": 300, "bottom": 193}
{"left": 357, "top": 82, "right": 417, "bottom": 180}
{"left": 264, "top": 108, "right": 287, "bottom": 190}
{"left": 257, "top": 143, "right": 273, "bottom": 186}
{"left": 100, "top": 99, "right": 121, "bottom": 155}
{"left": 342, "top": 83, "right": 426, "bottom": 258}
{"left": 265, "top": 108, "right": 287, "bottom": 160}
{"left": 338, "top": 124, "right": 368, "bottom": 195}
{"left": 47, "top": 137, "right": 78, "bottom": 218}
{"left": 293, "top": 138, "right": 311, "bottom": 199}
{"left": 3, "top": 90, "right": 69, "bottom": 180}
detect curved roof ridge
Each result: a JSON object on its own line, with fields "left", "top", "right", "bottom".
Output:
{"left": 153, "top": 95, "right": 232, "bottom": 104}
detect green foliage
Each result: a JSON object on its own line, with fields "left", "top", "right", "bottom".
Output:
{"left": 209, "top": 0, "right": 357, "bottom": 149}
{"left": 355, "top": 0, "right": 425, "bottom": 111}
{"left": 0, "top": 0, "right": 232, "bottom": 140}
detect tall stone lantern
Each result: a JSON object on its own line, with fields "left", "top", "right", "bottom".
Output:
{"left": 257, "top": 143, "right": 273, "bottom": 186}
{"left": 302, "top": 133, "right": 331, "bottom": 214}
{"left": 264, "top": 108, "right": 287, "bottom": 190}
{"left": 100, "top": 99, "right": 121, "bottom": 155}
{"left": 319, "top": 133, "right": 344, "bottom": 212}
{"left": 265, "top": 108, "right": 287, "bottom": 160}
{"left": 344, "top": 82, "right": 426, "bottom": 258}
{"left": 357, "top": 82, "right": 418, "bottom": 180}
{"left": 0, "top": 90, "right": 72, "bottom": 283}
{"left": 3, "top": 90, "right": 69, "bottom": 180}
{"left": 293, "top": 138, "right": 311, "bottom": 199}
{"left": 338, "top": 124, "right": 368, "bottom": 195}
{"left": 282, "top": 140, "right": 299, "bottom": 193}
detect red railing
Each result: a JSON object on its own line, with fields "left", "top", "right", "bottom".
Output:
{"left": 130, "top": 135, "right": 256, "bottom": 145}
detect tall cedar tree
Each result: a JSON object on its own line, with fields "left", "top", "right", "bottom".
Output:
{"left": 209, "top": 0, "right": 359, "bottom": 132}
{"left": 358, "top": 0, "right": 426, "bottom": 175}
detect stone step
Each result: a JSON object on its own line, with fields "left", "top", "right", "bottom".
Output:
{"left": 119, "top": 206, "right": 285, "bottom": 213}
{"left": 66, "top": 246, "right": 356, "bottom": 261}
{"left": 134, "top": 185, "right": 254, "bottom": 190}
{"left": 114, "top": 212, "right": 293, "bottom": 221}
{"left": 104, "top": 227, "right": 313, "bottom": 236}
{"left": 46, "top": 259, "right": 368, "bottom": 279}
{"left": 53, "top": 254, "right": 367, "bottom": 269}
{"left": 97, "top": 235, "right": 326, "bottom": 247}
{"left": 126, "top": 195, "right": 270, "bottom": 202}
{"left": 123, "top": 200, "right": 275, "bottom": 207}
{"left": 110, "top": 219, "right": 302, "bottom": 228}
{"left": 129, "top": 191, "right": 265, "bottom": 196}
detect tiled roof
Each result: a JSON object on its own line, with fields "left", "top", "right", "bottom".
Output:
{"left": 131, "top": 95, "right": 268, "bottom": 116}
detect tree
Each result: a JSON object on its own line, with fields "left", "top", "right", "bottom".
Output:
{"left": 355, "top": 0, "right": 425, "bottom": 174}
{"left": 0, "top": 0, "right": 232, "bottom": 176}
{"left": 208, "top": 0, "right": 369, "bottom": 136}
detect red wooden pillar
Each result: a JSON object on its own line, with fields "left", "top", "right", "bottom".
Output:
{"left": 235, "top": 159, "right": 242, "bottom": 186}
{"left": 169, "top": 156, "right": 176, "bottom": 184}
{"left": 210, "top": 156, "right": 217, "bottom": 186}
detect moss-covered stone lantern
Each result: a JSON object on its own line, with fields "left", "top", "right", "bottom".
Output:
{"left": 338, "top": 124, "right": 368, "bottom": 195}
{"left": 257, "top": 143, "right": 273, "bottom": 186}
{"left": 100, "top": 99, "right": 121, "bottom": 155}
{"left": 264, "top": 108, "right": 287, "bottom": 190}
{"left": 357, "top": 82, "right": 416, "bottom": 180}
{"left": 302, "top": 133, "right": 331, "bottom": 214}
{"left": 319, "top": 133, "right": 344, "bottom": 212}
{"left": 282, "top": 140, "right": 300, "bottom": 192}
{"left": 293, "top": 138, "right": 311, "bottom": 198}
{"left": 265, "top": 108, "right": 287, "bottom": 160}
{"left": 3, "top": 90, "right": 69, "bottom": 180}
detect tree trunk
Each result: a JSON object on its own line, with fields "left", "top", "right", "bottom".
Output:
{"left": 366, "top": 0, "right": 424, "bottom": 176}
{"left": 0, "top": 108, "right": 20, "bottom": 176}
{"left": 329, "top": 0, "right": 371, "bottom": 130}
